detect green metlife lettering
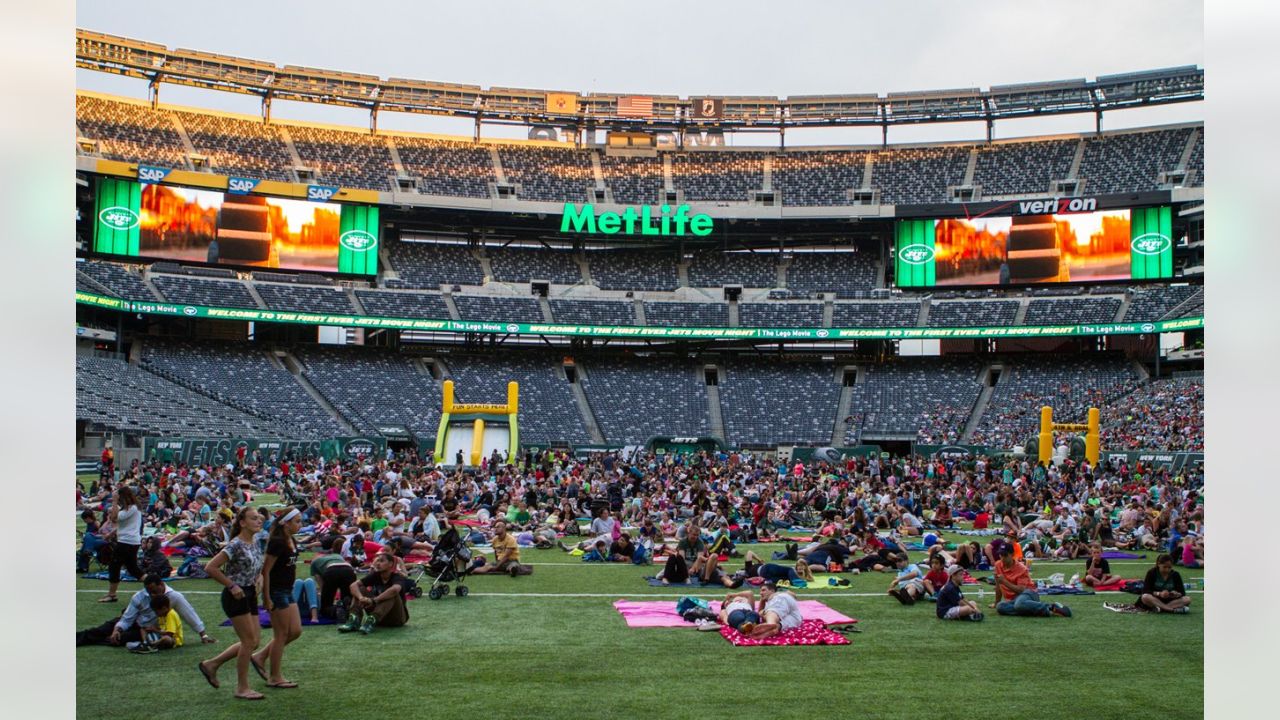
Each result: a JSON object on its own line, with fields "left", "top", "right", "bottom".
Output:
{"left": 560, "top": 203, "right": 713, "bottom": 236}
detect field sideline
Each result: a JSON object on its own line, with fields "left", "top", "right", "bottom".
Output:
{"left": 74, "top": 492, "right": 1204, "bottom": 720}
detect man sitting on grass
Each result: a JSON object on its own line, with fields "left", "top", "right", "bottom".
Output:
{"left": 76, "top": 573, "right": 216, "bottom": 649}
{"left": 339, "top": 552, "right": 411, "bottom": 635}
{"left": 471, "top": 521, "right": 532, "bottom": 576}
{"left": 991, "top": 544, "right": 1072, "bottom": 618}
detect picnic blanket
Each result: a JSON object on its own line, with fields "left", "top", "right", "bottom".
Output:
{"left": 219, "top": 609, "right": 336, "bottom": 628}
{"left": 720, "top": 619, "right": 849, "bottom": 646}
{"left": 1103, "top": 602, "right": 1149, "bottom": 614}
{"left": 778, "top": 573, "right": 851, "bottom": 590}
{"left": 81, "top": 571, "right": 187, "bottom": 582}
{"left": 612, "top": 599, "right": 855, "bottom": 628}
{"left": 1101, "top": 551, "right": 1147, "bottom": 560}
{"left": 1092, "top": 579, "right": 1136, "bottom": 592}
{"left": 1035, "top": 584, "right": 1097, "bottom": 596}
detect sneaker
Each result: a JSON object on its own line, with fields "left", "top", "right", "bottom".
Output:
{"left": 509, "top": 564, "right": 520, "bottom": 578}
{"left": 557, "top": 541, "right": 572, "bottom": 552}
{"left": 1172, "top": 607, "right": 1190, "bottom": 614}
{"left": 738, "top": 621, "right": 756, "bottom": 635}
{"left": 695, "top": 619, "right": 719, "bottom": 632}
{"left": 359, "top": 616, "right": 377, "bottom": 635}
{"left": 338, "top": 614, "right": 361, "bottom": 633}
{"left": 969, "top": 612, "right": 985, "bottom": 622}
{"left": 129, "top": 643, "right": 157, "bottom": 654}
{"left": 1051, "top": 603, "right": 1072, "bottom": 618}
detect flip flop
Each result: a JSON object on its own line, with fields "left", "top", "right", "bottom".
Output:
{"left": 266, "top": 681, "right": 299, "bottom": 689}
{"left": 250, "top": 657, "right": 269, "bottom": 682}
{"left": 97, "top": 596, "right": 118, "bottom": 603}
{"left": 197, "top": 661, "right": 219, "bottom": 689}
{"left": 234, "top": 692, "right": 265, "bottom": 701}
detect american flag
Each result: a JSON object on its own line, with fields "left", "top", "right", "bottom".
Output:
{"left": 616, "top": 96, "right": 653, "bottom": 118}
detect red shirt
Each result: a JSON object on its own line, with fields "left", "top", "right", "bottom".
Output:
{"left": 925, "top": 568, "right": 950, "bottom": 590}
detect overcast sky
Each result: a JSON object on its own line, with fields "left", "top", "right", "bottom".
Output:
{"left": 76, "top": 0, "right": 1204, "bottom": 145}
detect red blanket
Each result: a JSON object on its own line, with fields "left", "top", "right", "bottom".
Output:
{"left": 1092, "top": 579, "right": 1135, "bottom": 592}
{"left": 719, "top": 619, "right": 850, "bottom": 646}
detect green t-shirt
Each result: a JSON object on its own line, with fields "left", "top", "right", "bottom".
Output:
{"left": 370, "top": 518, "right": 389, "bottom": 533}
{"left": 310, "top": 553, "right": 346, "bottom": 578}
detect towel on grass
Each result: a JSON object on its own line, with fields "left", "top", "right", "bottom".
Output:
{"left": 220, "top": 609, "right": 336, "bottom": 628}
{"left": 1101, "top": 551, "right": 1147, "bottom": 560}
{"left": 720, "top": 619, "right": 850, "bottom": 646}
{"left": 613, "top": 599, "right": 855, "bottom": 628}
{"left": 778, "top": 573, "right": 852, "bottom": 590}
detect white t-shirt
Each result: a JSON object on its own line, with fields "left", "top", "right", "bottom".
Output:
{"left": 116, "top": 505, "right": 143, "bottom": 545}
{"left": 764, "top": 592, "right": 803, "bottom": 631}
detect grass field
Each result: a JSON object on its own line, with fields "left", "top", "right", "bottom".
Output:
{"left": 75, "top": 488, "right": 1204, "bottom": 719}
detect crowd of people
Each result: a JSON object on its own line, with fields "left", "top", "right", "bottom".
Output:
{"left": 1101, "top": 378, "right": 1205, "bottom": 452}
{"left": 76, "top": 443, "right": 1202, "bottom": 697}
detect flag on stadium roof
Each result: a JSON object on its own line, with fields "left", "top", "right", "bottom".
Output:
{"left": 545, "top": 92, "right": 578, "bottom": 115}
{"left": 691, "top": 97, "right": 723, "bottom": 120}
{"left": 617, "top": 96, "right": 653, "bottom": 118}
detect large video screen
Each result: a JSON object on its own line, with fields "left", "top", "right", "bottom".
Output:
{"left": 93, "top": 177, "right": 379, "bottom": 276}
{"left": 894, "top": 206, "right": 1172, "bottom": 287}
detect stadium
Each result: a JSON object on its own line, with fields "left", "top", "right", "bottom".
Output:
{"left": 73, "top": 9, "right": 1205, "bottom": 719}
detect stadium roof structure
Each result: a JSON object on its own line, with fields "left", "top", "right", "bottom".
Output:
{"left": 77, "top": 29, "right": 1202, "bottom": 140}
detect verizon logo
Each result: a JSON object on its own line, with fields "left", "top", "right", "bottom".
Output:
{"left": 1017, "top": 197, "right": 1097, "bottom": 215}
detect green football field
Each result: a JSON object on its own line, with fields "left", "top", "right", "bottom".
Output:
{"left": 75, "top": 484, "right": 1203, "bottom": 718}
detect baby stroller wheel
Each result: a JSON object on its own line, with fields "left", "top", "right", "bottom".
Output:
{"left": 409, "top": 585, "right": 424, "bottom": 599}
{"left": 428, "top": 585, "right": 446, "bottom": 600}
{"left": 455, "top": 586, "right": 469, "bottom": 598}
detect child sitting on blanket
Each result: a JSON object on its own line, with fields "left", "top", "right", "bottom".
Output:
{"left": 936, "top": 564, "right": 983, "bottom": 622}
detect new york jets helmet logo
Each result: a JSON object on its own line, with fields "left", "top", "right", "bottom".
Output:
{"left": 1131, "top": 233, "right": 1171, "bottom": 256}
{"left": 99, "top": 206, "right": 139, "bottom": 230}
{"left": 899, "top": 244, "right": 935, "bottom": 265}
{"left": 339, "top": 229, "right": 378, "bottom": 252}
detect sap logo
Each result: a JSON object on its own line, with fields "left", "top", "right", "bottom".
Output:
{"left": 506, "top": 323, "right": 521, "bottom": 333}
{"left": 137, "top": 165, "right": 171, "bottom": 183}
{"left": 1140, "top": 323, "right": 1155, "bottom": 333}
{"left": 307, "top": 185, "right": 339, "bottom": 202}
{"left": 339, "top": 229, "right": 377, "bottom": 252}
{"left": 1017, "top": 197, "right": 1097, "bottom": 214}
{"left": 98, "top": 206, "right": 139, "bottom": 231}
{"left": 898, "top": 244, "right": 935, "bottom": 265}
{"left": 183, "top": 306, "right": 198, "bottom": 316}
{"left": 816, "top": 329, "right": 829, "bottom": 338}
{"left": 227, "top": 177, "right": 260, "bottom": 194}
{"left": 1131, "top": 233, "right": 1171, "bottom": 256}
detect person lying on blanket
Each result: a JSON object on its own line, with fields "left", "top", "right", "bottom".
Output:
{"left": 709, "top": 589, "right": 762, "bottom": 633}
{"left": 748, "top": 581, "right": 804, "bottom": 639}
{"left": 739, "top": 551, "right": 815, "bottom": 586}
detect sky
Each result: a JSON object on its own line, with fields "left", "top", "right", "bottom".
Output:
{"left": 76, "top": 0, "right": 1204, "bottom": 145}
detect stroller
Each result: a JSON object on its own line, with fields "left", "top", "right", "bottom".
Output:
{"left": 408, "top": 524, "right": 473, "bottom": 600}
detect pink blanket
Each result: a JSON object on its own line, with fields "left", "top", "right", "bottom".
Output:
{"left": 720, "top": 619, "right": 850, "bottom": 646}
{"left": 612, "top": 599, "right": 855, "bottom": 628}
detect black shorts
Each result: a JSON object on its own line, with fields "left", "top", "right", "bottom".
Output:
{"left": 221, "top": 585, "right": 259, "bottom": 618}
